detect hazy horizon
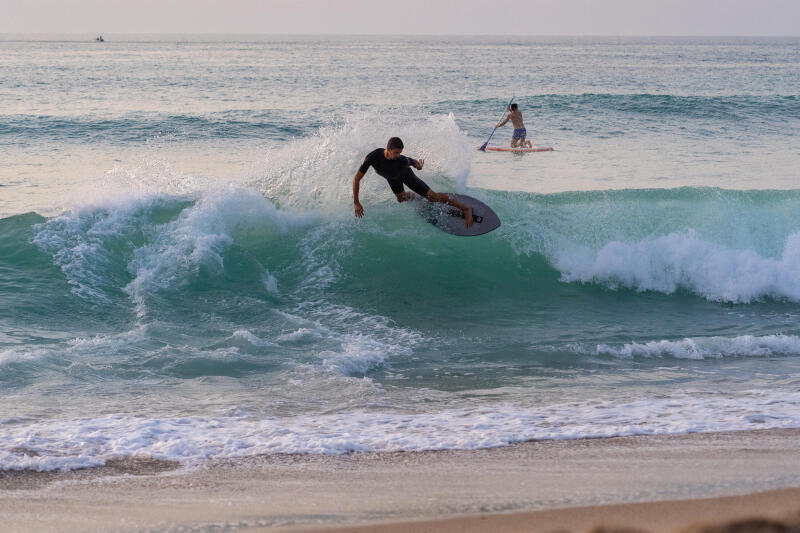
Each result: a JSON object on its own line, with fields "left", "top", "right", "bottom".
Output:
{"left": 2, "top": 32, "right": 799, "bottom": 38}
{"left": 4, "top": 0, "right": 798, "bottom": 37}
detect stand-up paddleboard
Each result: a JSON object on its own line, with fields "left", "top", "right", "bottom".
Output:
{"left": 481, "top": 146, "right": 554, "bottom": 153}
{"left": 417, "top": 194, "right": 500, "bottom": 237}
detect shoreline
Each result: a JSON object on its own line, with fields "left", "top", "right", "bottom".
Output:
{"left": 1, "top": 429, "right": 799, "bottom": 532}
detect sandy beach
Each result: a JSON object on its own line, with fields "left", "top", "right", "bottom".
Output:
{"left": 302, "top": 489, "right": 800, "bottom": 533}
{"left": 2, "top": 429, "right": 799, "bottom": 533}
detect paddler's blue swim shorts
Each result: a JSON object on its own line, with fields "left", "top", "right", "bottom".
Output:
{"left": 512, "top": 128, "right": 527, "bottom": 140}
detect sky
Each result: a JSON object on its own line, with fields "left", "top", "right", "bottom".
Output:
{"left": 2, "top": 0, "right": 799, "bottom": 36}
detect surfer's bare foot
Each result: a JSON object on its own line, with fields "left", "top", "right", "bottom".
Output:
{"left": 464, "top": 206, "right": 473, "bottom": 227}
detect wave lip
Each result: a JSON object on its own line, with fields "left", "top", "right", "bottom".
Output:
{"left": 12, "top": 184, "right": 800, "bottom": 319}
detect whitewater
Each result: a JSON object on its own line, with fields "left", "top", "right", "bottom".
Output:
{"left": 1, "top": 35, "right": 799, "bottom": 472}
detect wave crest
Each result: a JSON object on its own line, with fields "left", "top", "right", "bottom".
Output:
{"left": 555, "top": 230, "right": 800, "bottom": 303}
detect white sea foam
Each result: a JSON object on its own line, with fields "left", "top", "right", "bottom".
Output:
{"left": 275, "top": 328, "right": 324, "bottom": 343}
{"left": 270, "top": 303, "right": 424, "bottom": 377}
{"left": 230, "top": 330, "right": 274, "bottom": 347}
{"left": 3, "top": 389, "right": 799, "bottom": 471}
{"left": 0, "top": 327, "right": 153, "bottom": 369}
{"left": 319, "top": 334, "right": 400, "bottom": 376}
{"left": 67, "top": 324, "right": 150, "bottom": 351}
{"left": 123, "top": 184, "right": 316, "bottom": 315}
{"left": 311, "top": 304, "right": 423, "bottom": 376}
{"left": 32, "top": 197, "right": 148, "bottom": 303}
{"left": 593, "top": 334, "right": 800, "bottom": 360}
{"left": 553, "top": 230, "right": 800, "bottom": 303}
{"left": 0, "top": 348, "right": 51, "bottom": 366}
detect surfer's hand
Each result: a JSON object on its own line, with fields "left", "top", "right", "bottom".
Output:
{"left": 415, "top": 159, "right": 424, "bottom": 170}
{"left": 354, "top": 202, "right": 364, "bottom": 218}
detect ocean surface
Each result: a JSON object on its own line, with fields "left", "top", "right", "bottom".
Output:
{"left": 1, "top": 35, "right": 800, "bottom": 471}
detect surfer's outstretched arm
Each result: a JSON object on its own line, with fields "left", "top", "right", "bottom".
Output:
{"left": 496, "top": 114, "right": 510, "bottom": 128}
{"left": 353, "top": 170, "right": 365, "bottom": 217}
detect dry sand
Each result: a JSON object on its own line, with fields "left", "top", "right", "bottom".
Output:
{"left": 1, "top": 429, "right": 799, "bottom": 533}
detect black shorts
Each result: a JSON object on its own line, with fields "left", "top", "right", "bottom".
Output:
{"left": 385, "top": 167, "right": 430, "bottom": 197}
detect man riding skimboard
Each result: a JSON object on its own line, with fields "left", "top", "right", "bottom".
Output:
{"left": 352, "top": 137, "right": 473, "bottom": 227}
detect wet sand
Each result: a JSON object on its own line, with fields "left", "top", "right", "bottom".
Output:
{"left": 1, "top": 429, "right": 799, "bottom": 532}
{"left": 300, "top": 489, "right": 800, "bottom": 533}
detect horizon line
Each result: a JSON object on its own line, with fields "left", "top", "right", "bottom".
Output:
{"left": 1, "top": 32, "right": 799, "bottom": 38}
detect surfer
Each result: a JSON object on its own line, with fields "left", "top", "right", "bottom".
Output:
{"left": 495, "top": 103, "right": 533, "bottom": 148}
{"left": 353, "top": 137, "right": 473, "bottom": 227}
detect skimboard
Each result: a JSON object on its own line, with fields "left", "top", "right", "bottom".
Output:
{"left": 482, "top": 146, "right": 554, "bottom": 153}
{"left": 416, "top": 194, "right": 500, "bottom": 237}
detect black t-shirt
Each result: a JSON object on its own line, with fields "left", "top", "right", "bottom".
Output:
{"left": 358, "top": 148, "right": 417, "bottom": 180}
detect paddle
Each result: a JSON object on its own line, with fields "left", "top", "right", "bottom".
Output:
{"left": 479, "top": 96, "right": 515, "bottom": 151}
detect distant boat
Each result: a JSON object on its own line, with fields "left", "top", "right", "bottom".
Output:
{"left": 96, "top": 36, "right": 104, "bottom": 42}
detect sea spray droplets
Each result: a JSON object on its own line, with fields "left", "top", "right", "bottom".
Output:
{"left": 251, "top": 112, "right": 474, "bottom": 210}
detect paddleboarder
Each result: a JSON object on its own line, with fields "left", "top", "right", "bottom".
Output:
{"left": 495, "top": 103, "right": 533, "bottom": 148}
{"left": 352, "top": 137, "right": 473, "bottom": 227}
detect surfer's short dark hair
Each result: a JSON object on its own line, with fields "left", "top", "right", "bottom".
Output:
{"left": 510, "top": 103, "right": 518, "bottom": 110}
{"left": 387, "top": 137, "right": 404, "bottom": 150}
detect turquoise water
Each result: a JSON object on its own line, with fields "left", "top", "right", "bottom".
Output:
{"left": 1, "top": 35, "right": 800, "bottom": 470}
